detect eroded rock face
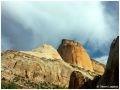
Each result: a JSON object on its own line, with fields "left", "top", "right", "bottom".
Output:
{"left": 58, "top": 39, "right": 93, "bottom": 72}
{"left": 91, "top": 59, "right": 105, "bottom": 75}
{"left": 1, "top": 44, "right": 94, "bottom": 88}
{"left": 69, "top": 71, "right": 85, "bottom": 89}
{"left": 1, "top": 51, "right": 72, "bottom": 87}
{"left": 97, "top": 36, "right": 119, "bottom": 88}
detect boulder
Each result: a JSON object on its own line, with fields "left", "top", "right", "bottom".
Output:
{"left": 69, "top": 71, "right": 85, "bottom": 89}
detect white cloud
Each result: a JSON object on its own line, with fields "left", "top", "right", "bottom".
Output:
{"left": 93, "top": 55, "right": 108, "bottom": 64}
{"left": 1, "top": 2, "right": 118, "bottom": 56}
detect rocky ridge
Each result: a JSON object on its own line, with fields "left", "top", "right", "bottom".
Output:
{"left": 1, "top": 44, "right": 97, "bottom": 88}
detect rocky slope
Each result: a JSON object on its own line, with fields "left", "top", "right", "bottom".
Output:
{"left": 58, "top": 39, "right": 94, "bottom": 72}
{"left": 1, "top": 44, "right": 96, "bottom": 88}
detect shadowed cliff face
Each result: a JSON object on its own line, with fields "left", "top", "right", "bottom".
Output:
{"left": 58, "top": 39, "right": 94, "bottom": 72}
{"left": 97, "top": 36, "right": 119, "bottom": 88}
{"left": 69, "top": 71, "right": 85, "bottom": 89}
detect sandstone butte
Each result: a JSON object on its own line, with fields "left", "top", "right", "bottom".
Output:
{"left": 58, "top": 39, "right": 105, "bottom": 75}
{"left": 58, "top": 39, "right": 93, "bottom": 72}
{"left": 1, "top": 44, "right": 97, "bottom": 88}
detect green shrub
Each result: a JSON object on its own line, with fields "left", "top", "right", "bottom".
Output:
{"left": 1, "top": 82, "right": 19, "bottom": 89}
{"left": 36, "top": 82, "right": 68, "bottom": 89}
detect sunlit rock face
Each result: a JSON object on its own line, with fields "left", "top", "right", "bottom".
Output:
{"left": 1, "top": 44, "right": 95, "bottom": 88}
{"left": 1, "top": 45, "right": 72, "bottom": 87}
{"left": 58, "top": 39, "right": 94, "bottom": 72}
{"left": 21, "top": 44, "right": 62, "bottom": 60}
{"left": 91, "top": 59, "right": 105, "bottom": 75}
{"left": 97, "top": 36, "right": 119, "bottom": 88}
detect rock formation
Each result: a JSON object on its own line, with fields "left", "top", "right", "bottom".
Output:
{"left": 91, "top": 59, "right": 105, "bottom": 75}
{"left": 3, "top": 36, "right": 117, "bottom": 89}
{"left": 68, "top": 36, "right": 119, "bottom": 89}
{"left": 97, "top": 36, "right": 119, "bottom": 88}
{"left": 1, "top": 44, "right": 95, "bottom": 88}
{"left": 69, "top": 71, "right": 85, "bottom": 89}
{"left": 58, "top": 39, "right": 93, "bottom": 72}
{"left": 21, "top": 44, "right": 62, "bottom": 60}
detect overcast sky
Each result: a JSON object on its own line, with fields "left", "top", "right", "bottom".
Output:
{"left": 1, "top": 1, "right": 119, "bottom": 64}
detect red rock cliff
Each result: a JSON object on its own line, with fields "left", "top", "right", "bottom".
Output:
{"left": 58, "top": 39, "right": 93, "bottom": 72}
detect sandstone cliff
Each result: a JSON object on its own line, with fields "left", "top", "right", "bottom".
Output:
{"left": 58, "top": 39, "right": 94, "bottom": 72}
{"left": 1, "top": 44, "right": 96, "bottom": 88}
